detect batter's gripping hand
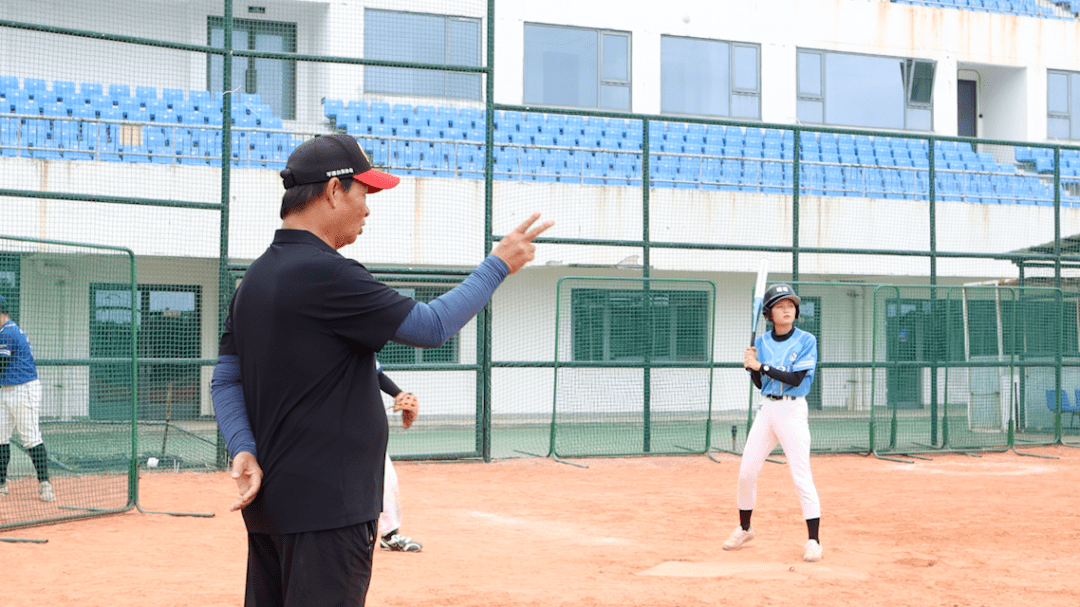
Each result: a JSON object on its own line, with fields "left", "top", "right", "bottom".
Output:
{"left": 491, "top": 212, "right": 555, "bottom": 274}
{"left": 394, "top": 392, "right": 419, "bottom": 429}
{"left": 230, "top": 451, "right": 263, "bottom": 512}
{"left": 743, "top": 347, "right": 761, "bottom": 372}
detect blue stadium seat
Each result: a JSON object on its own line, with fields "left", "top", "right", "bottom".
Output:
{"left": 24, "top": 78, "right": 47, "bottom": 98}
{"left": 662, "top": 121, "right": 686, "bottom": 141}
{"left": 323, "top": 99, "right": 344, "bottom": 121}
{"left": 706, "top": 124, "right": 728, "bottom": 145}
{"left": 158, "top": 89, "right": 183, "bottom": 107}
{"left": 0, "top": 76, "right": 19, "bottom": 93}
{"left": 719, "top": 159, "right": 741, "bottom": 190}
{"left": 740, "top": 161, "right": 763, "bottom": 192}
{"left": 698, "top": 156, "right": 723, "bottom": 190}
{"left": 436, "top": 107, "right": 458, "bottom": 129}
{"left": 678, "top": 156, "right": 702, "bottom": 187}
{"left": 649, "top": 154, "right": 677, "bottom": 188}
{"left": 79, "top": 82, "right": 103, "bottom": 98}
{"left": 761, "top": 162, "right": 787, "bottom": 194}
{"left": 882, "top": 171, "right": 905, "bottom": 199}
{"left": 414, "top": 105, "right": 437, "bottom": 128}
{"left": 53, "top": 80, "right": 76, "bottom": 101}
{"left": 108, "top": 84, "right": 131, "bottom": 100}
{"left": 493, "top": 146, "right": 520, "bottom": 181}
{"left": 1034, "top": 157, "right": 1055, "bottom": 173}
{"left": 136, "top": 86, "right": 157, "bottom": 103}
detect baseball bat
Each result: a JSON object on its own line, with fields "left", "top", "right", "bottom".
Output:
{"left": 749, "top": 258, "right": 769, "bottom": 346}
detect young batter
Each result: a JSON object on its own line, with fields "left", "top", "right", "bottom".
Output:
{"left": 724, "top": 284, "right": 822, "bottom": 562}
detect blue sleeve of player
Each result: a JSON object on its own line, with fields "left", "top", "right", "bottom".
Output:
{"left": 791, "top": 332, "right": 817, "bottom": 372}
{"left": 792, "top": 332, "right": 817, "bottom": 389}
{"left": 0, "top": 327, "right": 11, "bottom": 358}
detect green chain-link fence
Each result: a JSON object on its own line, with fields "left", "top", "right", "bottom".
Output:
{"left": 4, "top": 1, "right": 1080, "bottom": 532}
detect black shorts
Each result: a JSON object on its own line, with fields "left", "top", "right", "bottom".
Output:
{"left": 245, "top": 520, "right": 378, "bottom": 607}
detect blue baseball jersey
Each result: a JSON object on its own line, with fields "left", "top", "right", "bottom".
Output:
{"left": 0, "top": 320, "right": 38, "bottom": 385}
{"left": 754, "top": 327, "right": 816, "bottom": 398}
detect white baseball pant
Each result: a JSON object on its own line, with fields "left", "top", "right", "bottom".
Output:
{"left": 0, "top": 379, "right": 44, "bottom": 448}
{"left": 378, "top": 453, "right": 401, "bottom": 535}
{"left": 737, "top": 396, "right": 821, "bottom": 520}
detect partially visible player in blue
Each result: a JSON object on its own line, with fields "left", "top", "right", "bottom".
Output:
{"left": 724, "top": 284, "right": 822, "bottom": 562}
{"left": 0, "top": 295, "right": 55, "bottom": 502}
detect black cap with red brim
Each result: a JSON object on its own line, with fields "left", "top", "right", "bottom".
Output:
{"left": 279, "top": 133, "right": 400, "bottom": 193}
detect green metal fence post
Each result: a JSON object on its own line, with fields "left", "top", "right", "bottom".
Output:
{"left": 928, "top": 136, "right": 939, "bottom": 448}
{"left": 126, "top": 252, "right": 139, "bottom": 507}
{"left": 215, "top": 0, "right": 235, "bottom": 471}
{"left": 642, "top": 120, "right": 652, "bottom": 453}
{"left": 479, "top": 0, "right": 496, "bottom": 462}
{"left": 792, "top": 129, "right": 800, "bottom": 284}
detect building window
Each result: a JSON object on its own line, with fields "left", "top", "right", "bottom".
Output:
{"left": 377, "top": 286, "right": 460, "bottom": 364}
{"left": 364, "top": 10, "right": 482, "bottom": 100}
{"left": 660, "top": 36, "right": 759, "bottom": 119}
{"left": 571, "top": 289, "right": 708, "bottom": 362}
{"left": 797, "top": 50, "right": 934, "bottom": 131}
{"left": 208, "top": 17, "right": 297, "bottom": 120}
{"left": 1048, "top": 70, "right": 1080, "bottom": 140}
{"left": 523, "top": 24, "right": 631, "bottom": 111}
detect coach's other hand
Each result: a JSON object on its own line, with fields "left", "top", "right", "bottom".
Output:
{"left": 230, "top": 451, "right": 263, "bottom": 512}
{"left": 491, "top": 212, "right": 554, "bottom": 274}
{"left": 394, "top": 392, "right": 418, "bottom": 429}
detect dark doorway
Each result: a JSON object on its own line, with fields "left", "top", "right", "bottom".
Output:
{"left": 886, "top": 299, "right": 925, "bottom": 409}
{"left": 958, "top": 79, "right": 977, "bottom": 138}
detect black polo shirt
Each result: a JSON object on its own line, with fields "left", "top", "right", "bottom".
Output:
{"left": 219, "top": 229, "right": 416, "bottom": 534}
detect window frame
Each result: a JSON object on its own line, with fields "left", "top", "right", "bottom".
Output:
{"left": 659, "top": 35, "right": 761, "bottom": 119}
{"left": 522, "top": 22, "right": 632, "bottom": 111}
{"left": 363, "top": 8, "right": 483, "bottom": 100}
{"left": 1048, "top": 69, "right": 1074, "bottom": 141}
{"left": 796, "top": 48, "right": 936, "bottom": 131}
{"left": 207, "top": 16, "right": 297, "bottom": 120}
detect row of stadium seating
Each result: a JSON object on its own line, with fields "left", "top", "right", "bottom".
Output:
{"left": 0, "top": 77, "right": 279, "bottom": 128}
{"left": 893, "top": 0, "right": 1079, "bottom": 18}
{"left": 1, "top": 77, "right": 1076, "bottom": 205}
{"left": 1015, "top": 147, "right": 1080, "bottom": 175}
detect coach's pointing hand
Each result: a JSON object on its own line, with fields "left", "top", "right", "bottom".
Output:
{"left": 491, "top": 212, "right": 554, "bottom": 274}
{"left": 230, "top": 451, "right": 263, "bottom": 512}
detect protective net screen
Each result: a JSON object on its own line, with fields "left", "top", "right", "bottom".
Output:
{"left": 546, "top": 278, "right": 716, "bottom": 459}
{"left": 0, "top": 237, "right": 137, "bottom": 530}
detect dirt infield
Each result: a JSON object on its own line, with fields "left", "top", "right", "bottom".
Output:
{"left": 2, "top": 446, "right": 1079, "bottom": 607}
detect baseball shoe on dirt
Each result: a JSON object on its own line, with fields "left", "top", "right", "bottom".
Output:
{"left": 722, "top": 526, "right": 755, "bottom": 550}
{"left": 803, "top": 539, "right": 823, "bottom": 562}
{"left": 380, "top": 533, "right": 422, "bottom": 552}
{"left": 0, "top": 483, "right": 7, "bottom": 496}
{"left": 39, "top": 481, "right": 55, "bottom": 502}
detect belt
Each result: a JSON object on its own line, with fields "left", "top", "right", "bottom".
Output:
{"left": 764, "top": 394, "right": 797, "bottom": 401}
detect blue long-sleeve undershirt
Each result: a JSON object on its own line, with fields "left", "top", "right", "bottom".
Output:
{"left": 391, "top": 254, "right": 508, "bottom": 347}
{"left": 211, "top": 254, "right": 510, "bottom": 459}
{"left": 211, "top": 354, "right": 257, "bottom": 458}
